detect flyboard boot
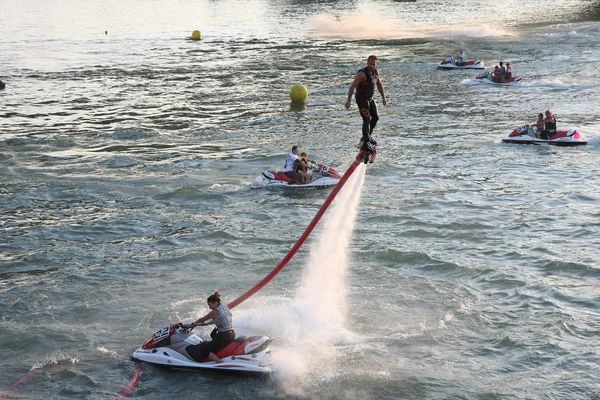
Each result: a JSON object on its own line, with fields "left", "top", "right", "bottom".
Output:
{"left": 357, "top": 137, "right": 377, "bottom": 164}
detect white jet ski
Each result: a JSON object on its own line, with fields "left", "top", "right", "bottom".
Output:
{"left": 131, "top": 323, "right": 274, "bottom": 374}
{"left": 502, "top": 124, "right": 588, "bottom": 146}
{"left": 253, "top": 162, "right": 343, "bottom": 188}
{"left": 438, "top": 57, "right": 485, "bottom": 70}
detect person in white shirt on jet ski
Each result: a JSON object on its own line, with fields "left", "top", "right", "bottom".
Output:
{"left": 457, "top": 49, "right": 467, "bottom": 66}
{"left": 505, "top": 63, "right": 513, "bottom": 80}
{"left": 283, "top": 145, "right": 308, "bottom": 184}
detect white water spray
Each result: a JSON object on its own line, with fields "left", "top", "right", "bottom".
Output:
{"left": 295, "top": 164, "right": 366, "bottom": 335}
{"left": 269, "top": 164, "right": 367, "bottom": 391}
{"left": 308, "top": 14, "right": 515, "bottom": 40}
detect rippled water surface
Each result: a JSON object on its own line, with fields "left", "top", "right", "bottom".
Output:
{"left": 1, "top": 0, "right": 600, "bottom": 399}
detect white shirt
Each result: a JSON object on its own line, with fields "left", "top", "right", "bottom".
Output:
{"left": 283, "top": 153, "right": 298, "bottom": 172}
{"left": 458, "top": 52, "right": 467, "bottom": 63}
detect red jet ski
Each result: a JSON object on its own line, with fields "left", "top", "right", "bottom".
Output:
{"left": 475, "top": 70, "right": 522, "bottom": 86}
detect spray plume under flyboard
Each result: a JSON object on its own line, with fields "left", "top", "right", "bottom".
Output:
{"left": 294, "top": 164, "right": 366, "bottom": 337}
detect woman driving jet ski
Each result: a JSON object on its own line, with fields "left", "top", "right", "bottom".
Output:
{"left": 185, "top": 291, "right": 234, "bottom": 363}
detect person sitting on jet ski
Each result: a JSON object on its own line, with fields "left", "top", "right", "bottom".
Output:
{"left": 505, "top": 63, "right": 513, "bottom": 80}
{"left": 283, "top": 145, "right": 306, "bottom": 184}
{"left": 457, "top": 49, "right": 467, "bottom": 66}
{"left": 295, "top": 152, "right": 313, "bottom": 184}
{"left": 492, "top": 61, "right": 507, "bottom": 82}
{"left": 186, "top": 291, "right": 235, "bottom": 363}
{"left": 492, "top": 66, "right": 501, "bottom": 82}
{"left": 535, "top": 113, "right": 545, "bottom": 138}
{"left": 539, "top": 109, "right": 557, "bottom": 140}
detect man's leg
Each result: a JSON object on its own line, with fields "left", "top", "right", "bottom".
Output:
{"left": 359, "top": 102, "right": 371, "bottom": 147}
{"left": 369, "top": 101, "right": 379, "bottom": 140}
{"left": 284, "top": 171, "right": 303, "bottom": 184}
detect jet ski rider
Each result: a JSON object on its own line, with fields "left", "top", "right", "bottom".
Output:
{"left": 345, "top": 55, "right": 387, "bottom": 153}
{"left": 186, "top": 291, "right": 235, "bottom": 363}
{"left": 457, "top": 49, "right": 467, "bottom": 66}
{"left": 295, "top": 152, "right": 313, "bottom": 184}
{"left": 535, "top": 113, "right": 545, "bottom": 137}
{"left": 493, "top": 61, "right": 506, "bottom": 82}
{"left": 283, "top": 145, "right": 308, "bottom": 184}
{"left": 540, "top": 109, "right": 557, "bottom": 140}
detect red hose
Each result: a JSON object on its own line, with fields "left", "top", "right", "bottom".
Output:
{"left": 227, "top": 152, "right": 364, "bottom": 309}
{"left": 115, "top": 363, "right": 142, "bottom": 398}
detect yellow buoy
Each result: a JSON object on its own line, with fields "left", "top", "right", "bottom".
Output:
{"left": 191, "top": 30, "right": 202, "bottom": 40}
{"left": 290, "top": 84, "right": 308, "bottom": 103}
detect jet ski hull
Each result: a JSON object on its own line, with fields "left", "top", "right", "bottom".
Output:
{"left": 132, "top": 324, "right": 274, "bottom": 374}
{"left": 438, "top": 57, "right": 484, "bottom": 69}
{"left": 437, "top": 61, "right": 485, "bottom": 70}
{"left": 131, "top": 346, "right": 273, "bottom": 374}
{"left": 254, "top": 163, "right": 342, "bottom": 189}
{"left": 257, "top": 177, "right": 340, "bottom": 188}
{"left": 479, "top": 77, "right": 522, "bottom": 86}
{"left": 501, "top": 137, "right": 587, "bottom": 146}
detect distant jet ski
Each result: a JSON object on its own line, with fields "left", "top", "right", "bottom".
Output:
{"left": 474, "top": 70, "right": 522, "bottom": 86}
{"left": 438, "top": 57, "right": 485, "bottom": 70}
{"left": 131, "top": 323, "right": 274, "bottom": 374}
{"left": 255, "top": 162, "right": 343, "bottom": 188}
{"left": 502, "top": 124, "right": 588, "bottom": 146}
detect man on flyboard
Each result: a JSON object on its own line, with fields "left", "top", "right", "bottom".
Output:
{"left": 345, "top": 55, "right": 388, "bottom": 164}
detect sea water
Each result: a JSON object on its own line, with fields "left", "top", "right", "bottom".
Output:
{"left": 1, "top": 0, "right": 599, "bottom": 398}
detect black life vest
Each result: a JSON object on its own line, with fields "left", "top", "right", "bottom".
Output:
{"left": 545, "top": 117, "right": 557, "bottom": 131}
{"left": 356, "top": 67, "right": 378, "bottom": 99}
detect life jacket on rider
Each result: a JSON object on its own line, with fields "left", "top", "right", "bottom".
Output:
{"left": 356, "top": 67, "right": 378, "bottom": 100}
{"left": 294, "top": 154, "right": 309, "bottom": 174}
{"left": 540, "top": 110, "right": 557, "bottom": 139}
{"left": 544, "top": 111, "right": 557, "bottom": 131}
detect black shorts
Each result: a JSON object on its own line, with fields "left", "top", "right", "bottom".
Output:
{"left": 208, "top": 329, "right": 235, "bottom": 353}
{"left": 186, "top": 329, "right": 235, "bottom": 362}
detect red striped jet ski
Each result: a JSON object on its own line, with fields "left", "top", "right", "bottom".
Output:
{"left": 438, "top": 57, "right": 484, "bottom": 70}
{"left": 131, "top": 323, "right": 274, "bottom": 374}
{"left": 256, "top": 162, "right": 343, "bottom": 188}
{"left": 502, "top": 124, "right": 588, "bottom": 146}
